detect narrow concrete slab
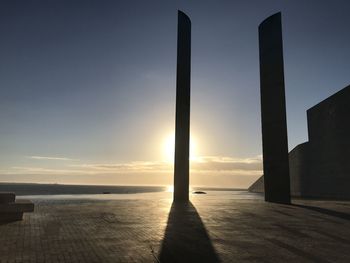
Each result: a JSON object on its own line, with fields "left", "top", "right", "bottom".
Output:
{"left": 174, "top": 10, "right": 191, "bottom": 203}
{"left": 259, "top": 12, "right": 291, "bottom": 204}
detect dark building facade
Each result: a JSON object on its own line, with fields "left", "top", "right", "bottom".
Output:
{"left": 250, "top": 85, "right": 350, "bottom": 199}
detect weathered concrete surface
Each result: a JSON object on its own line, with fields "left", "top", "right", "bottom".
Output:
{"left": 288, "top": 142, "right": 310, "bottom": 196}
{"left": 259, "top": 12, "right": 291, "bottom": 203}
{"left": 289, "top": 85, "right": 350, "bottom": 199}
{"left": 305, "top": 85, "right": 350, "bottom": 198}
{"left": 174, "top": 11, "right": 191, "bottom": 203}
{"left": 1, "top": 194, "right": 350, "bottom": 262}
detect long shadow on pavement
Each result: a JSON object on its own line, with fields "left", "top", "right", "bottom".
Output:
{"left": 293, "top": 204, "right": 350, "bottom": 221}
{"left": 158, "top": 202, "right": 221, "bottom": 263}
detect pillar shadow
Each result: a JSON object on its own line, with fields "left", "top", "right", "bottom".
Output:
{"left": 293, "top": 204, "right": 350, "bottom": 221}
{"left": 158, "top": 202, "right": 221, "bottom": 263}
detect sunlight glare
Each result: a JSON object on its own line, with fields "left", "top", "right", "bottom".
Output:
{"left": 166, "top": 185, "right": 174, "bottom": 192}
{"left": 163, "top": 133, "right": 197, "bottom": 162}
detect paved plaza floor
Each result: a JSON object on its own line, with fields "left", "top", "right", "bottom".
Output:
{"left": 0, "top": 192, "right": 350, "bottom": 262}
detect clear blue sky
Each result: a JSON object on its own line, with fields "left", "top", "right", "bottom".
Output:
{"left": 0, "top": 0, "right": 349, "bottom": 187}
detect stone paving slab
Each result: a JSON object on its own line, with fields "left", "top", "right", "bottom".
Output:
{"left": 0, "top": 194, "right": 350, "bottom": 262}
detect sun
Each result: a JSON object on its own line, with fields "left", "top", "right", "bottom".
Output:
{"left": 162, "top": 133, "right": 197, "bottom": 162}
{"left": 163, "top": 133, "right": 175, "bottom": 162}
{"left": 166, "top": 185, "right": 174, "bottom": 192}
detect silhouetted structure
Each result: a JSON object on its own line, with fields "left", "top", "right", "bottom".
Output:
{"left": 290, "top": 85, "right": 350, "bottom": 198}
{"left": 258, "top": 12, "right": 291, "bottom": 204}
{"left": 250, "top": 85, "right": 350, "bottom": 199}
{"left": 174, "top": 11, "right": 191, "bottom": 203}
{"left": 0, "top": 192, "right": 34, "bottom": 222}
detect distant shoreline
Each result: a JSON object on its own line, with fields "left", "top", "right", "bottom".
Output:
{"left": 0, "top": 182, "right": 246, "bottom": 196}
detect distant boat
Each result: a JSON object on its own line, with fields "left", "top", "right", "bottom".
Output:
{"left": 192, "top": 191, "right": 207, "bottom": 194}
{"left": 103, "top": 191, "right": 111, "bottom": 194}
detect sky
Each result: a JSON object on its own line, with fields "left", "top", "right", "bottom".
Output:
{"left": 0, "top": 0, "right": 349, "bottom": 188}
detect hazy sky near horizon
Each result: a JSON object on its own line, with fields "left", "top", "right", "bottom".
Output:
{"left": 1, "top": 0, "right": 349, "bottom": 187}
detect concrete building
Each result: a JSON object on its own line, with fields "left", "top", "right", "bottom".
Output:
{"left": 250, "top": 85, "right": 350, "bottom": 199}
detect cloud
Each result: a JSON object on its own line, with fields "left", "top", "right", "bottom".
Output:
{"left": 27, "top": 156, "right": 78, "bottom": 161}
{"left": 6, "top": 155, "right": 262, "bottom": 176}
{"left": 69, "top": 161, "right": 172, "bottom": 173}
{"left": 11, "top": 166, "right": 83, "bottom": 175}
{"left": 191, "top": 156, "right": 262, "bottom": 173}
{"left": 69, "top": 155, "right": 262, "bottom": 175}
{"left": 1, "top": 155, "right": 263, "bottom": 188}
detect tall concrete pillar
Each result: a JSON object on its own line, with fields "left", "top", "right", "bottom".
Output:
{"left": 259, "top": 12, "right": 291, "bottom": 204}
{"left": 174, "top": 11, "right": 191, "bottom": 202}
